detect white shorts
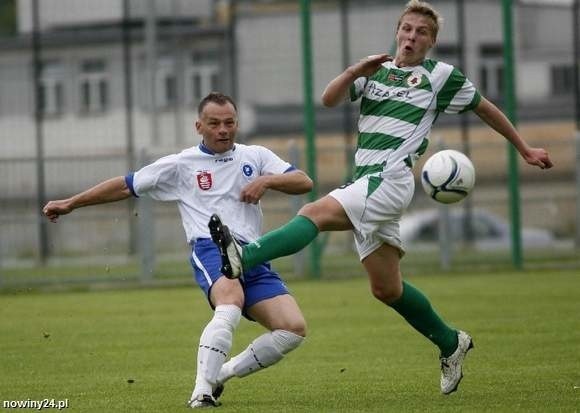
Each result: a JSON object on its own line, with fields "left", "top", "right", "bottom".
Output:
{"left": 329, "top": 171, "right": 414, "bottom": 260}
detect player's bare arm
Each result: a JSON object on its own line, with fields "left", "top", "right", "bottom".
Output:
{"left": 239, "top": 170, "right": 313, "bottom": 204}
{"left": 473, "top": 97, "right": 553, "bottom": 169}
{"left": 322, "top": 54, "right": 392, "bottom": 107}
{"left": 43, "top": 176, "right": 132, "bottom": 222}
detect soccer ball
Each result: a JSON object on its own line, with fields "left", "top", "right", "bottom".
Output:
{"left": 421, "top": 149, "right": 475, "bottom": 204}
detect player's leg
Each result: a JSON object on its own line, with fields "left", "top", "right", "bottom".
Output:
{"left": 189, "top": 277, "right": 243, "bottom": 407}
{"left": 349, "top": 173, "right": 473, "bottom": 393}
{"left": 210, "top": 195, "right": 351, "bottom": 277}
{"left": 348, "top": 172, "right": 457, "bottom": 352}
{"left": 362, "top": 243, "right": 473, "bottom": 394}
{"left": 217, "top": 294, "right": 306, "bottom": 385}
{"left": 363, "top": 243, "right": 459, "bottom": 353}
{"left": 188, "top": 240, "right": 245, "bottom": 407}
{"left": 215, "top": 265, "right": 305, "bottom": 389}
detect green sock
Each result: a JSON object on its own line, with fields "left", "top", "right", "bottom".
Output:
{"left": 389, "top": 281, "right": 458, "bottom": 357}
{"left": 242, "top": 215, "right": 319, "bottom": 269}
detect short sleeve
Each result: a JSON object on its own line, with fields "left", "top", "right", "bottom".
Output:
{"left": 253, "top": 146, "right": 293, "bottom": 176}
{"left": 436, "top": 68, "right": 481, "bottom": 114}
{"left": 349, "top": 76, "right": 367, "bottom": 101}
{"left": 132, "top": 154, "right": 180, "bottom": 201}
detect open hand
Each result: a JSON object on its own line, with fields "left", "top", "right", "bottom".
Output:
{"left": 348, "top": 53, "right": 393, "bottom": 78}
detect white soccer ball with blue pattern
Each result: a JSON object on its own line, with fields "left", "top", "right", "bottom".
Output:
{"left": 421, "top": 149, "right": 475, "bottom": 204}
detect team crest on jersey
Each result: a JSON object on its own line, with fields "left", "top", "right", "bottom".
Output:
{"left": 241, "top": 163, "right": 254, "bottom": 178}
{"left": 196, "top": 170, "right": 213, "bottom": 190}
{"left": 388, "top": 72, "right": 404, "bottom": 82}
{"left": 406, "top": 72, "right": 423, "bottom": 88}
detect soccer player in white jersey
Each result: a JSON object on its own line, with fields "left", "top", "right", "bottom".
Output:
{"left": 209, "top": 0, "right": 553, "bottom": 395}
{"left": 42, "top": 92, "right": 313, "bottom": 408}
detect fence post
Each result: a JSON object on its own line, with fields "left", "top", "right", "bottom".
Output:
{"left": 137, "top": 150, "right": 156, "bottom": 282}
{"left": 435, "top": 137, "right": 452, "bottom": 270}
{"left": 32, "top": 0, "right": 49, "bottom": 264}
{"left": 573, "top": 0, "right": 580, "bottom": 248}
{"left": 288, "top": 140, "right": 306, "bottom": 278}
{"left": 299, "top": 0, "right": 320, "bottom": 278}
{"left": 501, "top": 0, "right": 523, "bottom": 269}
{"left": 122, "top": 0, "right": 138, "bottom": 255}
{"left": 576, "top": 131, "right": 580, "bottom": 248}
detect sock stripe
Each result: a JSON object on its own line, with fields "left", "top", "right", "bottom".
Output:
{"left": 199, "top": 344, "right": 228, "bottom": 359}
{"left": 250, "top": 346, "right": 266, "bottom": 368}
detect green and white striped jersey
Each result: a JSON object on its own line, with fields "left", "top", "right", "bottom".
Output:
{"left": 349, "top": 59, "right": 481, "bottom": 179}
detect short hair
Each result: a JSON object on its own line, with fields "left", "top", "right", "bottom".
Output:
{"left": 397, "top": 0, "right": 443, "bottom": 41}
{"left": 197, "top": 92, "right": 238, "bottom": 115}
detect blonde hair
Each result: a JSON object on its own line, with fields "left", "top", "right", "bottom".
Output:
{"left": 397, "top": 0, "right": 443, "bottom": 41}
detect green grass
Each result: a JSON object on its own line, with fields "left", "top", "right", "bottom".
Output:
{"left": 2, "top": 247, "right": 578, "bottom": 290}
{"left": 1, "top": 269, "right": 579, "bottom": 412}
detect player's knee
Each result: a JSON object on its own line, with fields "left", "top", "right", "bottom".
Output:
{"left": 370, "top": 282, "right": 403, "bottom": 305}
{"left": 287, "top": 319, "right": 307, "bottom": 338}
{"left": 297, "top": 202, "right": 319, "bottom": 222}
{"left": 211, "top": 279, "right": 245, "bottom": 309}
{"left": 275, "top": 316, "right": 307, "bottom": 338}
{"left": 213, "top": 296, "right": 244, "bottom": 309}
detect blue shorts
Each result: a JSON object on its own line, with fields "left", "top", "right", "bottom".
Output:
{"left": 190, "top": 238, "right": 290, "bottom": 318}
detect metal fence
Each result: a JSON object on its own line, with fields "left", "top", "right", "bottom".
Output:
{"left": 0, "top": 0, "right": 578, "bottom": 289}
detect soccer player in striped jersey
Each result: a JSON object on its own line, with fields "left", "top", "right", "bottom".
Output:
{"left": 209, "top": 0, "right": 553, "bottom": 395}
{"left": 42, "top": 92, "right": 313, "bottom": 408}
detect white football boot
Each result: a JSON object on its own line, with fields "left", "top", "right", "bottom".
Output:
{"left": 187, "top": 394, "right": 220, "bottom": 408}
{"left": 440, "top": 330, "right": 474, "bottom": 394}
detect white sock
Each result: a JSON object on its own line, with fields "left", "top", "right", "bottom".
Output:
{"left": 191, "top": 305, "right": 241, "bottom": 399}
{"left": 217, "top": 329, "right": 304, "bottom": 384}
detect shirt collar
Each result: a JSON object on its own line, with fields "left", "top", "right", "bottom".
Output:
{"left": 199, "top": 142, "right": 237, "bottom": 155}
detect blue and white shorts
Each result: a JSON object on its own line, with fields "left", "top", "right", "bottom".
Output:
{"left": 190, "top": 238, "right": 290, "bottom": 318}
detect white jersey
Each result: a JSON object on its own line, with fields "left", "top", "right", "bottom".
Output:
{"left": 127, "top": 143, "right": 294, "bottom": 244}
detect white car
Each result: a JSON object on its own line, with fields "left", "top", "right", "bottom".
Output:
{"left": 400, "top": 208, "right": 555, "bottom": 250}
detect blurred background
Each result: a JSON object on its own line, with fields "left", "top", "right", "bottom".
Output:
{"left": 0, "top": 0, "right": 578, "bottom": 289}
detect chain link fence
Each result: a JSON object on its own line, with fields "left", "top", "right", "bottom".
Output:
{"left": 0, "top": 0, "right": 578, "bottom": 289}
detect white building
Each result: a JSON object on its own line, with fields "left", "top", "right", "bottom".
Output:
{"left": 0, "top": 0, "right": 576, "bottom": 260}
{"left": 0, "top": 0, "right": 575, "bottom": 157}
{"left": 1, "top": 0, "right": 227, "bottom": 160}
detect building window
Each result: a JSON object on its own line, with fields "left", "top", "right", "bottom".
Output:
{"left": 434, "top": 44, "right": 459, "bottom": 68}
{"left": 39, "top": 61, "right": 65, "bottom": 116}
{"left": 478, "top": 44, "right": 504, "bottom": 99}
{"left": 189, "top": 66, "right": 219, "bottom": 104}
{"left": 188, "top": 50, "right": 220, "bottom": 105}
{"left": 79, "top": 59, "right": 108, "bottom": 114}
{"left": 156, "top": 56, "right": 177, "bottom": 109}
{"left": 550, "top": 65, "right": 575, "bottom": 96}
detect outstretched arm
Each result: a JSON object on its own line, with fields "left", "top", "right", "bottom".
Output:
{"left": 239, "top": 170, "right": 313, "bottom": 204}
{"left": 473, "top": 97, "right": 553, "bottom": 169}
{"left": 321, "top": 53, "right": 392, "bottom": 107}
{"left": 43, "top": 176, "right": 132, "bottom": 222}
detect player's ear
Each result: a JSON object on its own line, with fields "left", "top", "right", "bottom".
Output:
{"left": 195, "top": 120, "right": 202, "bottom": 133}
{"left": 429, "top": 33, "right": 437, "bottom": 48}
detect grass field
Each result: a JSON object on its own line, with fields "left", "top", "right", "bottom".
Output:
{"left": 2, "top": 246, "right": 579, "bottom": 289}
{"left": 1, "top": 269, "right": 579, "bottom": 412}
